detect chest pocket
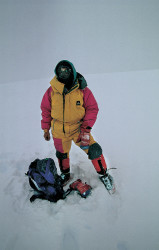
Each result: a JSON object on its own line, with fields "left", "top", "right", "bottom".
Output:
{"left": 51, "top": 92, "right": 63, "bottom": 121}
{"left": 65, "top": 90, "right": 85, "bottom": 123}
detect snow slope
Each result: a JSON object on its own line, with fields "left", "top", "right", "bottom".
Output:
{"left": 0, "top": 70, "right": 159, "bottom": 250}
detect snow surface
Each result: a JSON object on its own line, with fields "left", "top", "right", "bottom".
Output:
{"left": 0, "top": 70, "right": 159, "bottom": 250}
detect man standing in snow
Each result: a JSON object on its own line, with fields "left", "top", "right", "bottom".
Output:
{"left": 41, "top": 60, "right": 114, "bottom": 192}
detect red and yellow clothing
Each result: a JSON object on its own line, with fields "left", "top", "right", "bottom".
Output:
{"left": 41, "top": 75, "right": 98, "bottom": 154}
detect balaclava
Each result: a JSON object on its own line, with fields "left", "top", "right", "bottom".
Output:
{"left": 55, "top": 60, "right": 77, "bottom": 90}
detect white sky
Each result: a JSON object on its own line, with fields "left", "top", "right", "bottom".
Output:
{"left": 0, "top": 0, "right": 159, "bottom": 84}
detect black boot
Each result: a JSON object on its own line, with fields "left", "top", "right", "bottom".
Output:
{"left": 60, "top": 172, "right": 71, "bottom": 185}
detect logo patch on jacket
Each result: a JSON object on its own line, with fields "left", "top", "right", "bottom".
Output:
{"left": 76, "top": 101, "right": 81, "bottom": 106}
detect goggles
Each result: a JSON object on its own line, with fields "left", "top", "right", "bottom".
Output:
{"left": 57, "top": 65, "right": 72, "bottom": 80}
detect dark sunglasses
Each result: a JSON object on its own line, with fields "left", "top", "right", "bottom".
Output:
{"left": 57, "top": 65, "right": 72, "bottom": 79}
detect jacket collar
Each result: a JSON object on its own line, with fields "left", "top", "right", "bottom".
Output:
{"left": 50, "top": 76, "right": 79, "bottom": 95}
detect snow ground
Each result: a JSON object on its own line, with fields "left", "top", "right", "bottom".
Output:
{"left": 0, "top": 70, "right": 159, "bottom": 250}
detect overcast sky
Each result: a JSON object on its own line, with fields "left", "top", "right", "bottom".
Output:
{"left": 0, "top": 0, "right": 159, "bottom": 84}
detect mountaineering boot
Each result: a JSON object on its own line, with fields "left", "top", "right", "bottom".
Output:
{"left": 91, "top": 154, "right": 115, "bottom": 194}
{"left": 99, "top": 172, "right": 115, "bottom": 194}
{"left": 58, "top": 158, "right": 71, "bottom": 185}
{"left": 60, "top": 172, "right": 71, "bottom": 185}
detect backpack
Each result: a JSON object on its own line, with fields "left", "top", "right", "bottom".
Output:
{"left": 26, "top": 158, "right": 65, "bottom": 202}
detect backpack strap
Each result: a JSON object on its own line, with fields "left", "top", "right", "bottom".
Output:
{"left": 30, "top": 192, "right": 60, "bottom": 203}
{"left": 30, "top": 193, "right": 46, "bottom": 202}
{"left": 30, "top": 187, "right": 73, "bottom": 203}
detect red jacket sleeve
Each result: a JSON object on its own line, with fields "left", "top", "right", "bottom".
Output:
{"left": 81, "top": 87, "right": 99, "bottom": 128}
{"left": 41, "top": 87, "right": 52, "bottom": 130}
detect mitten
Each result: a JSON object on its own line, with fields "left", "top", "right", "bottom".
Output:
{"left": 76, "top": 125, "right": 91, "bottom": 149}
{"left": 44, "top": 129, "right": 50, "bottom": 141}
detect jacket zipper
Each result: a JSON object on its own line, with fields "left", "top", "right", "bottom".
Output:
{"left": 63, "top": 93, "right": 65, "bottom": 134}
{"left": 62, "top": 84, "right": 78, "bottom": 134}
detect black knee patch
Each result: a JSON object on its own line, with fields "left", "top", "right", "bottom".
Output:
{"left": 56, "top": 151, "right": 68, "bottom": 160}
{"left": 88, "top": 143, "right": 102, "bottom": 160}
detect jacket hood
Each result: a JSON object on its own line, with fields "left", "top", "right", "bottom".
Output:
{"left": 76, "top": 72, "right": 87, "bottom": 90}
{"left": 53, "top": 60, "right": 87, "bottom": 92}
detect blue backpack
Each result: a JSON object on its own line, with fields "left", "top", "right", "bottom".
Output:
{"left": 26, "top": 158, "right": 65, "bottom": 202}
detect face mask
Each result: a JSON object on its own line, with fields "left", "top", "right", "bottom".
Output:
{"left": 57, "top": 65, "right": 72, "bottom": 81}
